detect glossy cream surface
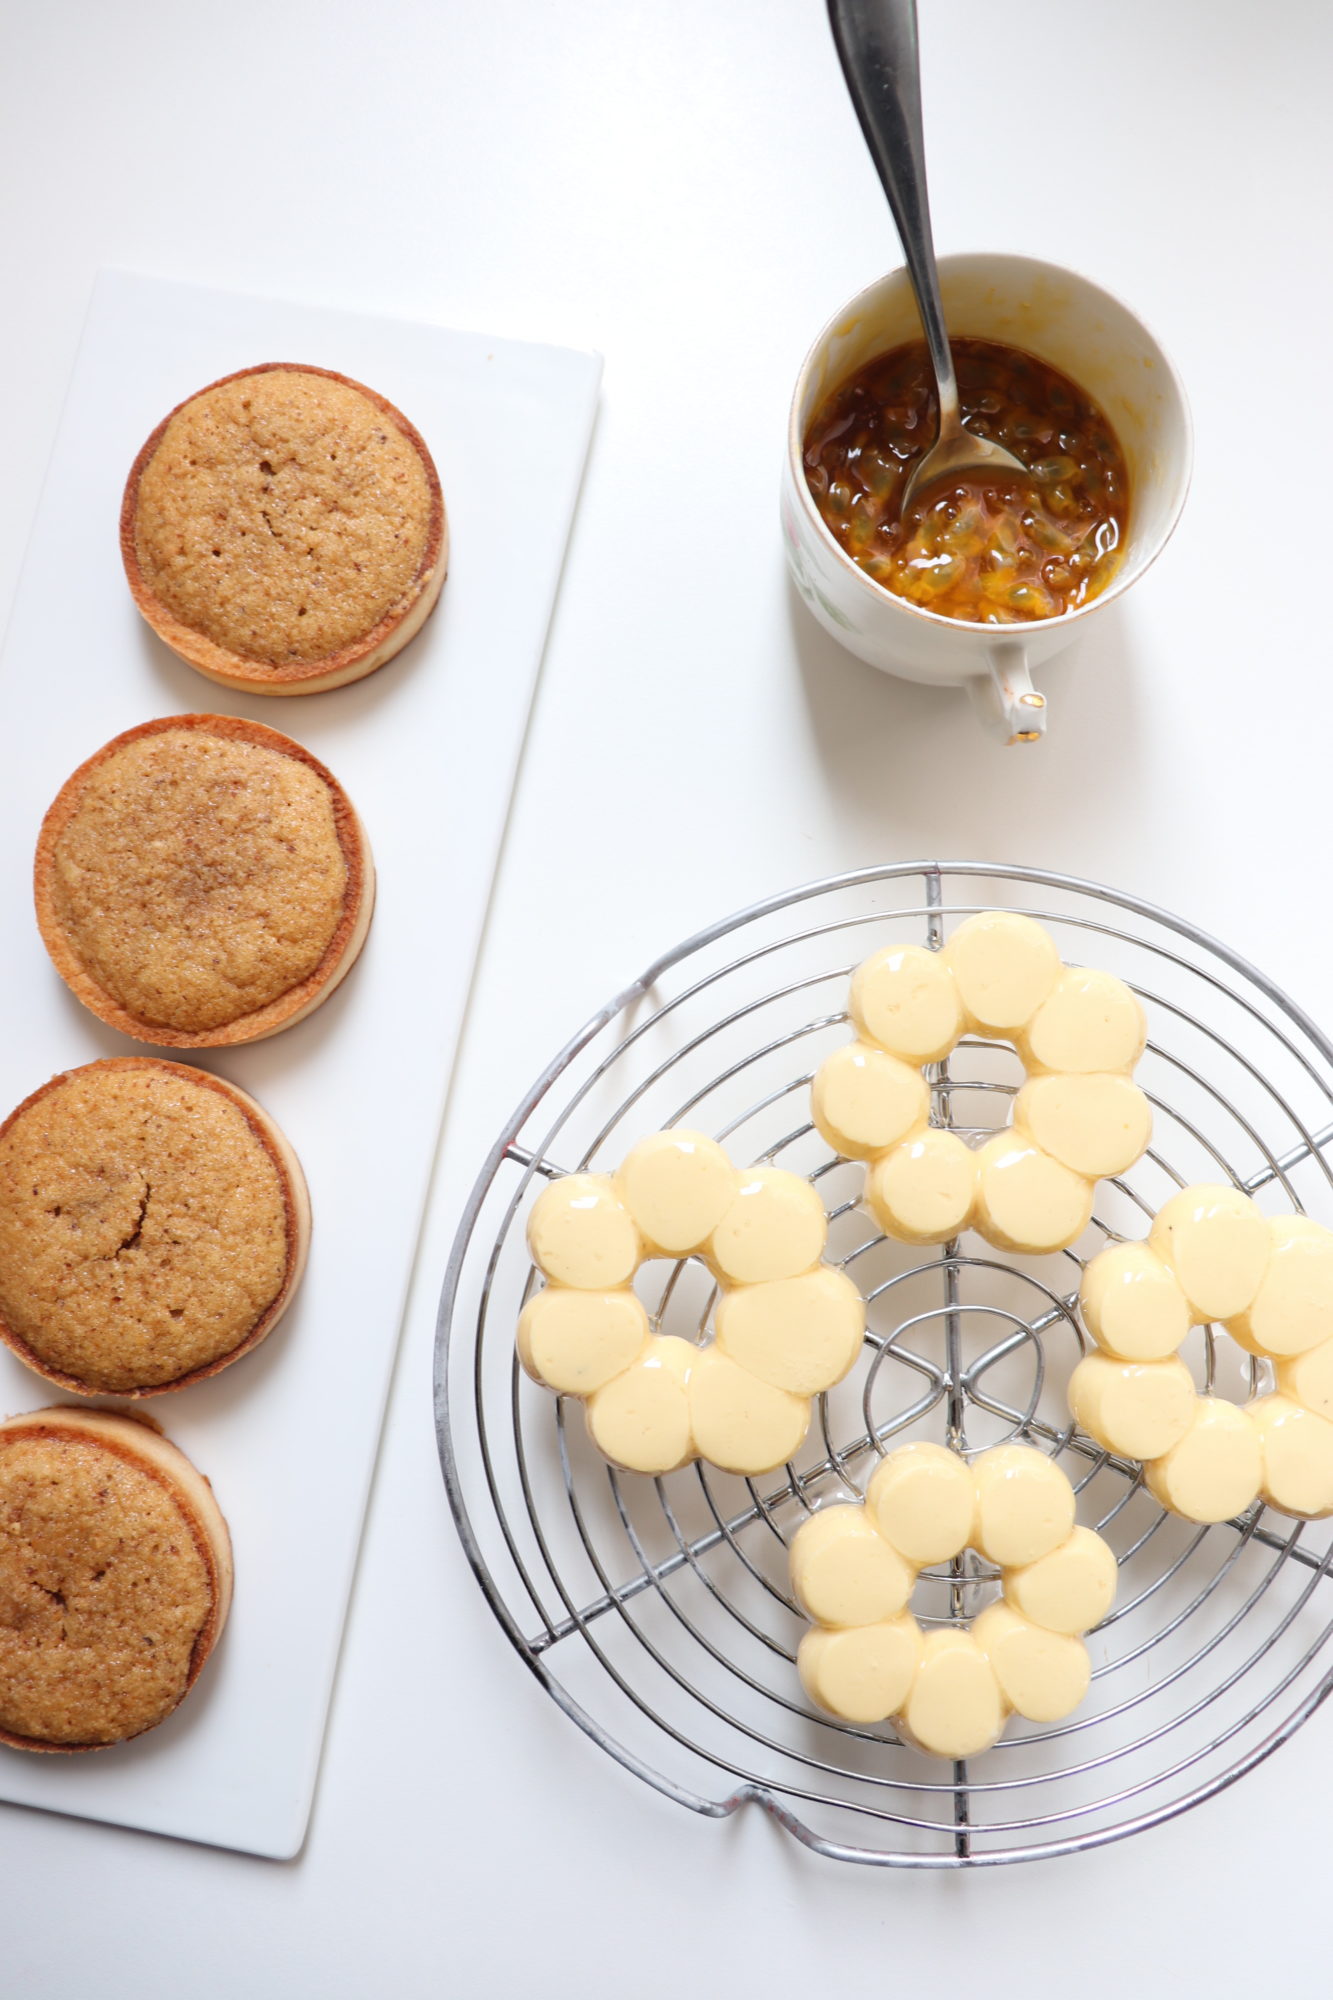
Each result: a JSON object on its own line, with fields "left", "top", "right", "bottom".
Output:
{"left": 1144, "top": 1398, "right": 1263, "bottom": 1523}
{"left": 822, "top": 914, "right": 1150, "bottom": 1261}
{"left": 613, "top": 1129, "right": 736, "bottom": 1255}
{"left": 526, "top": 1174, "right": 642, "bottom": 1290}
{"left": 866, "top": 1441, "right": 974, "bottom": 1566}
{"left": 944, "top": 912, "right": 1061, "bottom": 1031}
{"left": 714, "top": 1266, "right": 864, "bottom": 1396}
{"left": 798, "top": 1617, "right": 923, "bottom": 1727}
{"left": 1004, "top": 1525, "right": 1118, "bottom": 1635}
{"left": 790, "top": 1506, "right": 914, "bottom": 1627}
{"left": 970, "top": 1445, "right": 1076, "bottom": 1568}
{"left": 1068, "top": 1352, "right": 1196, "bottom": 1461}
{"left": 849, "top": 944, "right": 964, "bottom": 1063}
{"left": 868, "top": 1129, "right": 977, "bottom": 1245}
{"left": 1013, "top": 1071, "right": 1152, "bottom": 1180}
{"left": 792, "top": 1443, "right": 1114, "bottom": 1747}
{"left": 686, "top": 1346, "right": 810, "bottom": 1475}
{"left": 1076, "top": 1194, "right": 1333, "bottom": 1527}
{"left": 520, "top": 1135, "right": 865, "bottom": 1480}
{"left": 708, "top": 1167, "right": 827, "bottom": 1284}
{"left": 585, "top": 1335, "right": 695, "bottom": 1475}
{"left": 1080, "top": 1241, "right": 1193, "bottom": 1362}
{"left": 972, "top": 1602, "right": 1091, "bottom": 1723}
{"left": 903, "top": 1630, "right": 1008, "bottom": 1759}
{"left": 973, "top": 1132, "right": 1093, "bottom": 1255}
{"left": 1227, "top": 1216, "right": 1333, "bottom": 1358}
{"left": 810, "top": 1041, "right": 928, "bottom": 1160}
{"left": 1246, "top": 1394, "right": 1333, "bottom": 1519}
{"left": 517, "top": 1287, "right": 650, "bottom": 1395}
{"left": 1020, "top": 967, "right": 1147, "bottom": 1076}
{"left": 1148, "top": 1186, "right": 1271, "bottom": 1323}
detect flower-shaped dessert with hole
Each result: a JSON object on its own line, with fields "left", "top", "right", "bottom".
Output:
{"left": 790, "top": 1442, "right": 1116, "bottom": 1755}
{"left": 517, "top": 1131, "right": 865, "bottom": 1477}
{"left": 1071, "top": 1186, "right": 1333, "bottom": 1522}
{"left": 812, "top": 913, "right": 1150, "bottom": 1255}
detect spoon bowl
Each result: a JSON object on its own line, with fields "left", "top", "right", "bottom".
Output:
{"left": 899, "top": 410, "right": 1026, "bottom": 514}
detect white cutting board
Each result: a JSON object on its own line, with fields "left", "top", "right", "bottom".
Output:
{"left": 0, "top": 270, "right": 599, "bottom": 1856}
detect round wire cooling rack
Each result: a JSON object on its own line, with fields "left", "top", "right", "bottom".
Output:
{"left": 434, "top": 861, "right": 1333, "bottom": 1869}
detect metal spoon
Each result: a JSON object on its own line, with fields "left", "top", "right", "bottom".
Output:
{"left": 827, "top": 0, "right": 1026, "bottom": 512}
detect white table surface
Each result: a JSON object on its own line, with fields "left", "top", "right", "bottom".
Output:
{"left": 1, "top": 0, "right": 1328, "bottom": 1991}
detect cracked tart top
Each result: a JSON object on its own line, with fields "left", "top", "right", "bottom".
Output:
{"left": 0, "top": 1057, "right": 309, "bottom": 1396}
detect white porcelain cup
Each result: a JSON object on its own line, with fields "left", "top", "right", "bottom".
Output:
{"left": 781, "top": 253, "right": 1192, "bottom": 742}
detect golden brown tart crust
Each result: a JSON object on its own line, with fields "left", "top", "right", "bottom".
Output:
{"left": 0, "top": 1408, "right": 232, "bottom": 1752}
{"left": 0, "top": 1057, "right": 310, "bottom": 1396}
{"left": 33, "top": 712, "right": 374, "bottom": 1048}
{"left": 120, "top": 362, "right": 447, "bottom": 694}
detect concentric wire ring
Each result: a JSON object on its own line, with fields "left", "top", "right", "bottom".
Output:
{"left": 434, "top": 862, "right": 1333, "bottom": 1867}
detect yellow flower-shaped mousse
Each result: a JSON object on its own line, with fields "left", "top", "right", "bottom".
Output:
{"left": 813, "top": 913, "right": 1150, "bottom": 1254}
{"left": 518, "top": 1131, "right": 864, "bottom": 1477}
{"left": 1073, "top": 1189, "right": 1333, "bottom": 1522}
{"left": 791, "top": 1442, "right": 1115, "bottom": 1755}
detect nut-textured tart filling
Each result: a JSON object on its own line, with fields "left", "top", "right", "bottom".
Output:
{"left": 0, "top": 1061, "right": 297, "bottom": 1393}
{"left": 0, "top": 1430, "right": 215, "bottom": 1746}
{"left": 43, "top": 722, "right": 350, "bottom": 1034}
{"left": 132, "top": 368, "right": 435, "bottom": 666}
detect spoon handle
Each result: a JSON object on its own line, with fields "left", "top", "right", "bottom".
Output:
{"left": 826, "top": 0, "right": 960, "bottom": 428}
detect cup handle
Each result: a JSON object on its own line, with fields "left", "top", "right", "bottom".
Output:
{"left": 967, "top": 641, "right": 1048, "bottom": 744}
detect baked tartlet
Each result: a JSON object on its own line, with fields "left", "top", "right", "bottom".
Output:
{"left": 34, "top": 713, "right": 374, "bottom": 1047}
{"left": 0, "top": 1058, "right": 309, "bottom": 1396}
{"left": 0, "top": 1406, "right": 232, "bottom": 1752}
{"left": 121, "top": 362, "right": 447, "bottom": 695}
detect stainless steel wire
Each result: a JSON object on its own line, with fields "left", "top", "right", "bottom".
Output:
{"left": 434, "top": 862, "right": 1333, "bottom": 1866}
